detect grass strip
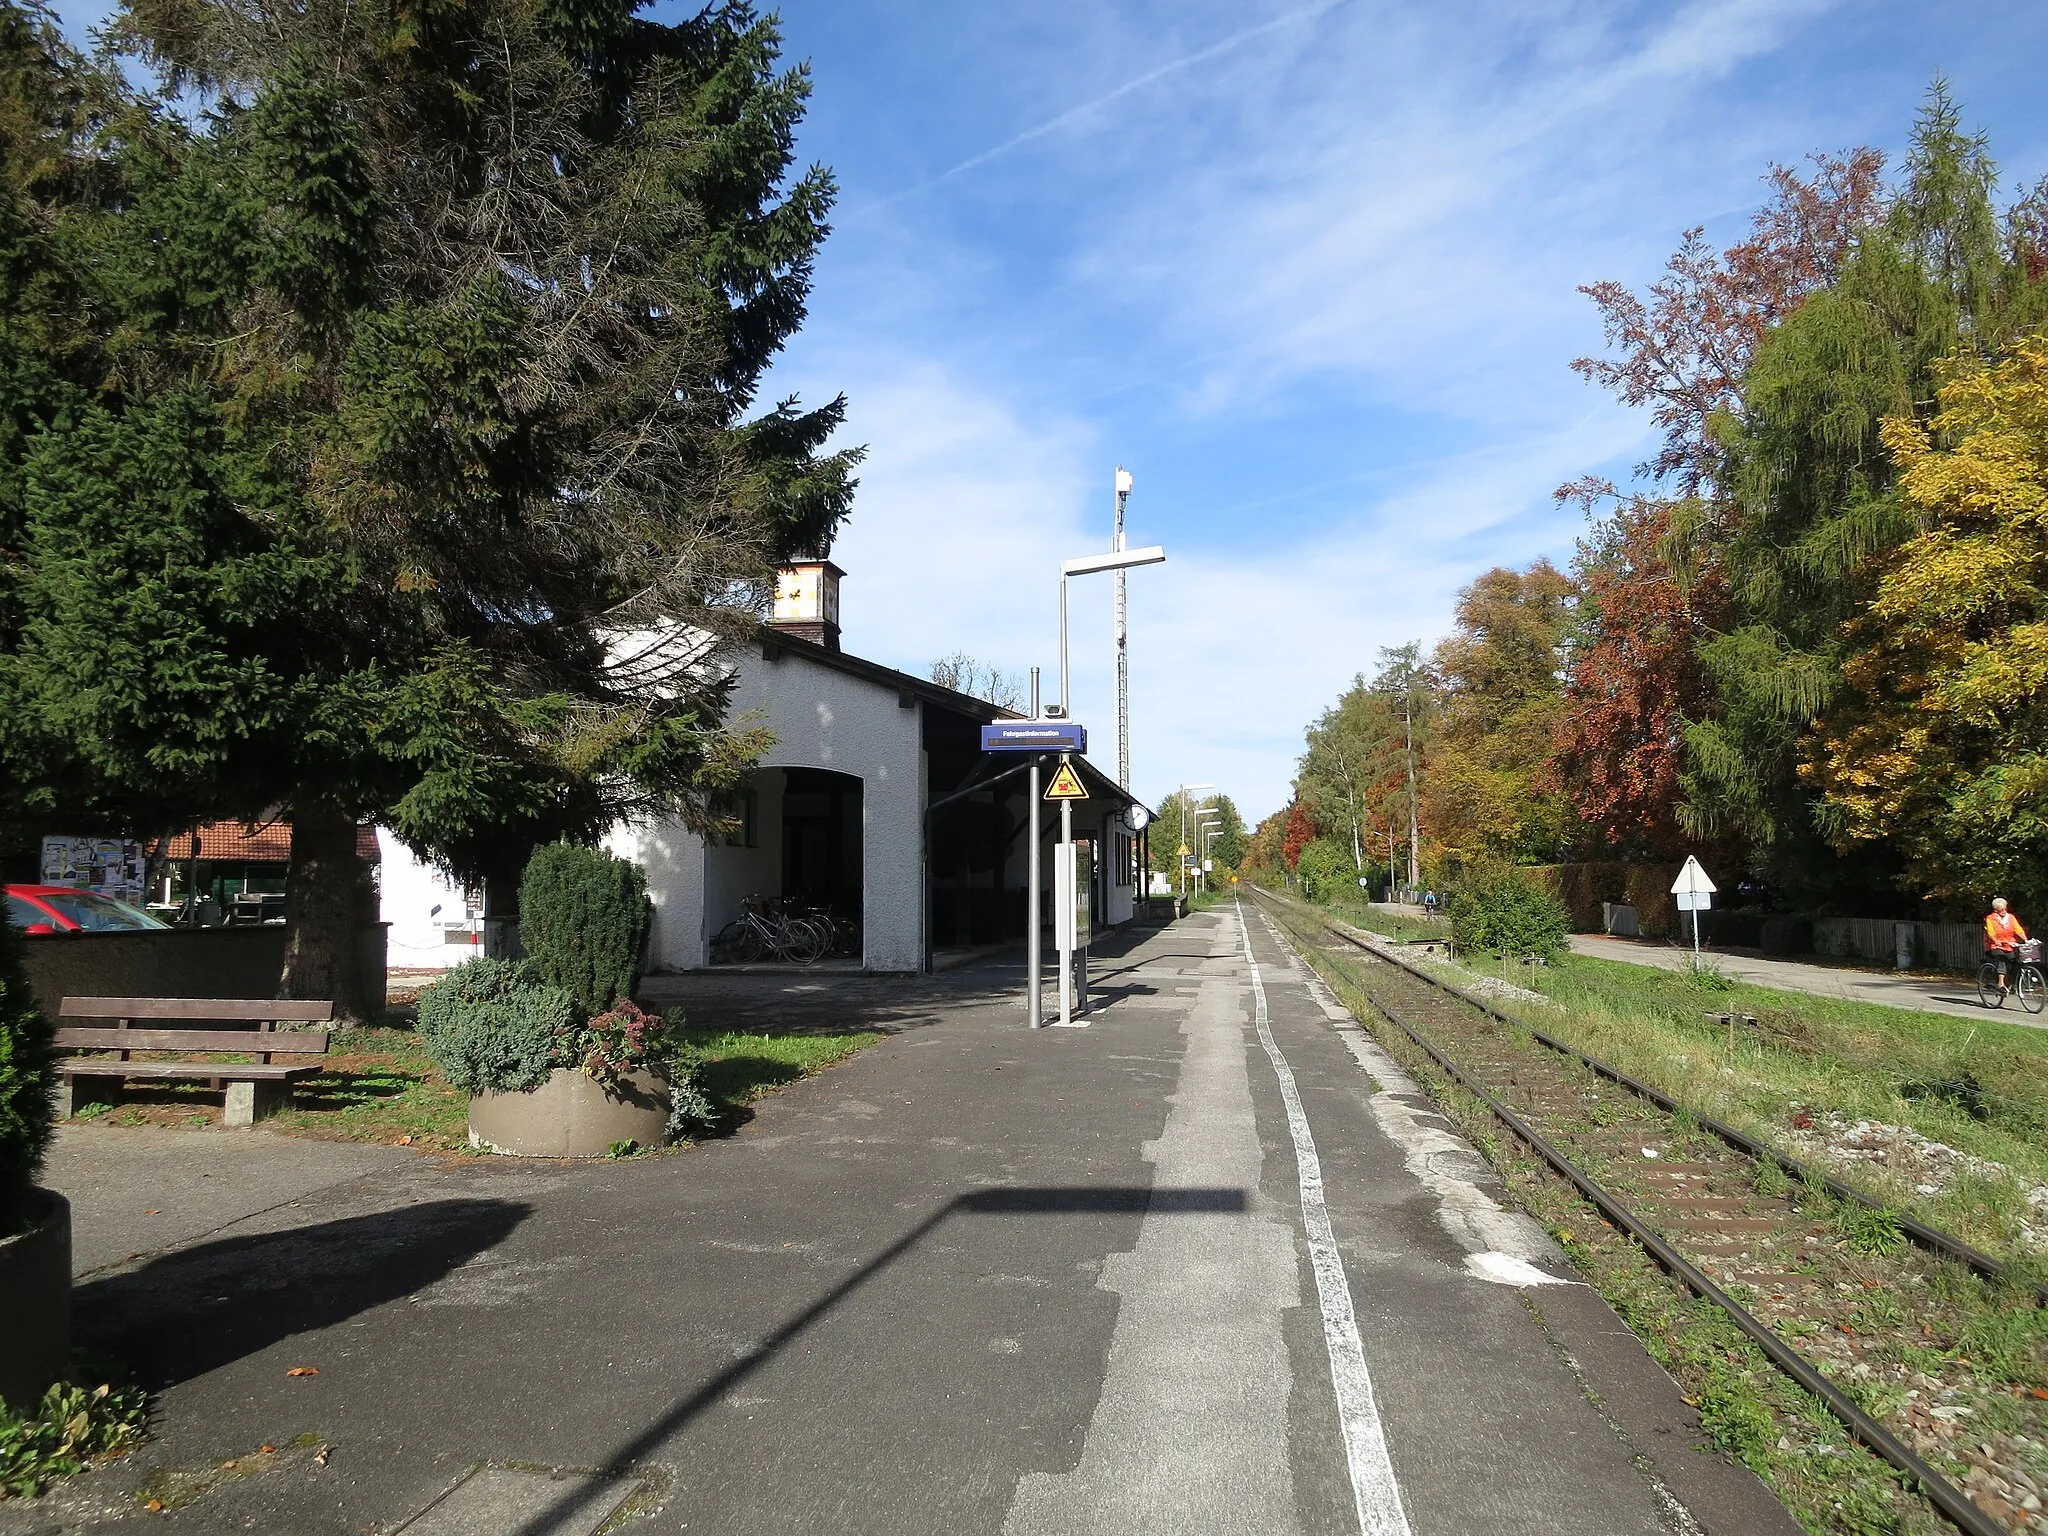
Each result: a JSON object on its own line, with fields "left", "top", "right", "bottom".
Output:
{"left": 1300, "top": 893, "right": 2048, "bottom": 1267}
{"left": 77, "top": 1024, "right": 880, "bottom": 1150}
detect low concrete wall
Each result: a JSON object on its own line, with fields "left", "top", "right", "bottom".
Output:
{"left": 19, "top": 925, "right": 388, "bottom": 1014}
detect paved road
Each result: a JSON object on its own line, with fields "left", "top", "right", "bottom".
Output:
{"left": 1569, "top": 933, "right": 2025, "bottom": 1026}
{"left": 18, "top": 909, "right": 1796, "bottom": 1534}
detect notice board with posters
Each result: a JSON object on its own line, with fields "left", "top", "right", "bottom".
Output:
{"left": 39, "top": 836, "right": 148, "bottom": 904}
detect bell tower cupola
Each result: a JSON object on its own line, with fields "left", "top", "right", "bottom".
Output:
{"left": 769, "top": 560, "right": 844, "bottom": 651}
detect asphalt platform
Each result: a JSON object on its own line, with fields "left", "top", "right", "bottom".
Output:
{"left": 11, "top": 908, "right": 1799, "bottom": 1534}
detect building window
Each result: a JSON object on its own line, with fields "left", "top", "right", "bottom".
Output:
{"left": 723, "top": 788, "right": 758, "bottom": 848}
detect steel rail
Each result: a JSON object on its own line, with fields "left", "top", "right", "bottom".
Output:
{"left": 1265, "top": 890, "right": 2037, "bottom": 1303}
{"left": 1252, "top": 894, "right": 2010, "bottom": 1536}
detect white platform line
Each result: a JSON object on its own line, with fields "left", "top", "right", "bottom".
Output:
{"left": 1237, "top": 902, "right": 1412, "bottom": 1536}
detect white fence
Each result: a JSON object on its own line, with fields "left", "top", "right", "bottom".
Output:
{"left": 1813, "top": 917, "right": 1981, "bottom": 972}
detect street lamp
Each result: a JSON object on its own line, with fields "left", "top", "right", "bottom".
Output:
{"left": 1195, "top": 812, "right": 1222, "bottom": 896}
{"left": 1051, "top": 543, "right": 1166, "bottom": 722}
{"left": 1031, "top": 539, "right": 1165, "bottom": 1031}
{"left": 1176, "top": 783, "right": 1214, "bottom": 899}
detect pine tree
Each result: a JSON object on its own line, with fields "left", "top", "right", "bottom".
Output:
{"left": 0, "top": 0, "right": 854, "bottom": 1013}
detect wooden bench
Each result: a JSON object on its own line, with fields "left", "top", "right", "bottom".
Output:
{"left": 54, "top": 998, "right": 335, "bottom": 1126}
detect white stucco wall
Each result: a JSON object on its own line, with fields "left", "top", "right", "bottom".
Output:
{"left": 376, "top": 829, "right": 482, "bottom": 970}
{"left": 612, "top": 646, "right": 927, "bottom": 972}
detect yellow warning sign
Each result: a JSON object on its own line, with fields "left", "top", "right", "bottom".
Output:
{"left": 1176, "top": 844, "right": 1191, "bottom": 857}
{"left": 1044, "top": 758, "right": 1089, "bottom": 800}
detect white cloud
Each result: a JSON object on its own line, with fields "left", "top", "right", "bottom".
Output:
{"left": 799, "top": 353, "right": 1644, "bottom": 821}
{"left": 766, "top": 0, "right": 1933, "bottom": 822}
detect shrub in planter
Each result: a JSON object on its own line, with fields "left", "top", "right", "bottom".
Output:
{"left": 1448, "top": 865, "right": 1571, "bottom": 961}
{"left": 417, "top": 962, "right": 714, "bottom": 1143}
{"left": 518, "top": 843, "right": 649, "bottom": 1018}
{"left": 0, "top": 919, "right": 53, "bottom": 1237}
{"left": 416, "top": 958, "right": 578, "bottom": 1097}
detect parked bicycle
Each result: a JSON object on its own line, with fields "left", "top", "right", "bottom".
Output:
{"left": 1976, "top": 937, "right": 2044, "bottom": 1013}
{"left": 711, "top": 896, "right": 830, "bottom": 965}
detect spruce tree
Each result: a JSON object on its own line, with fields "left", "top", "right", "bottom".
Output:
{"left": 0, "top": 0, "right": 853, "bottom": 1014}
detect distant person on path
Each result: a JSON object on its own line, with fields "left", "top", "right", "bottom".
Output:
{"left": 1422, "top": 890, "right": 1438, "bottom": 917}
{"left": 1985, "top": 897, "right": 2029, "bottom": 994}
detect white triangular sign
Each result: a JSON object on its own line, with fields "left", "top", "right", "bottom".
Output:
{"left": 1670, "top": 855, "right": 1717, "bottom": 896}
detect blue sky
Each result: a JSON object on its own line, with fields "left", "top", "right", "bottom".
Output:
{"left": 50, "top": 0, "right": 2048, "bottom": 822}
{"left": 726, "top": 0, "right": 2048, "bottom": 822}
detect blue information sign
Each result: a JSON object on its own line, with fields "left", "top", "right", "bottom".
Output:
{"left": 980, "top": 722, "right": 1087, "bottom": 753}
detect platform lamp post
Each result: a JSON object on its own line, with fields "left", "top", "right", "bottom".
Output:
{"left": 1040, "top": 541, "right": 1164, "bottom": 1026}
{"left": 1050, "top": 543, "right": 1166, "bottom": 724}
{"left": 1195, "top": 811, "right": 1221, "bottom": 897}
{"left": 1176, "top": 783, "right": 1214, "bottom": 899}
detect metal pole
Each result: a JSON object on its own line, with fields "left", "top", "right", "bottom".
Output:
{"left": 1405, "top": 689, "right": 1420, "bottom": 892}
{"left": 1028, "top": 757, "right": 1042, "bottom": 1027}
{"left": 1113, "top": 469, "right": 1129, "bottom": 790}
{"left": 1029, "top": 663, "right": 1043, "bottom": 1030}
{"left": 1058, "top": 797, "right": 1074, "bottom": 1024}
{"left": 1178, "top": 786, "right": 1186, "bottom": 900}
{"left": 1058, "top": 575, "right": 1070, "bottom": 719}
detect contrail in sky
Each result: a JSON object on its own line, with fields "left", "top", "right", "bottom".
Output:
{"left": 850, "top": 0, "right": 1354, "bottom": 216}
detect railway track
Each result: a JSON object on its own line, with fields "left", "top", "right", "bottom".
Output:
{"left": 1251, "top": 888, "right": 2048, "bottom": 1536}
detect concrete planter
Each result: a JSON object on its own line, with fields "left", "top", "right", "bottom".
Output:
{"left": 468, "top": 1066, "right": 669, "bottom": 1158}
{"left": 0, "top": 1190, "right": 71, "bottom": 1413}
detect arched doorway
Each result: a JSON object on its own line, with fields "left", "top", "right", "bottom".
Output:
{"left": 780, "top": 768, "right": 863, "bottom": 953}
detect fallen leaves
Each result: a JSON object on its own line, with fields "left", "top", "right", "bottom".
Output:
{"left": 284, "top": 1366, "right": 319, "bottom": 1378}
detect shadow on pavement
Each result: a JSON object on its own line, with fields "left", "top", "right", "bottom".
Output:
{"left": 511, "top": 1183, "right": 1246, "bottom": 1536}
{"left": 76, "top": 1197, "right": 532, "bottom": 1389}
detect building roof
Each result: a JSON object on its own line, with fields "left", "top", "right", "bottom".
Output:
{"left": 1064, "top": 751, "right": 1147, "bottom": 815}
{"left": 757, "top": 629, "right": 1027, "bottom": 722}
{"left": 149, "top": 821, "right": 382, "bottom": 863}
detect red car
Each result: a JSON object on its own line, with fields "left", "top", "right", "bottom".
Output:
{"left": 5, "top": 884, "right": 169, "bottom": 935}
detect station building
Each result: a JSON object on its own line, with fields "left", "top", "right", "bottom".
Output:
{"left": 603, "top": 561, "right": 1149, "bottom": 973}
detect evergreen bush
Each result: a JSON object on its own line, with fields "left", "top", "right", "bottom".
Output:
{"left": 1448, "top": 866, "right": 1571, "bottom": 961}
{"left": 0, "top": 918, "right": 53, "bottom": 1236}
{"left": 519, "top": 844, "right": 650, "bottom": 1017}
{"left": 416, "top": 959, "right": 576, "bottom": 1097}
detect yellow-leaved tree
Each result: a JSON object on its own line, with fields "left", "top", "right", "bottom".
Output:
{"left": 1804, "top": 333, "right": 2048, "bottom": 907}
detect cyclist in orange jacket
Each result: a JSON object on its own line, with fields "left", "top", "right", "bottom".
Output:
{"left": 1985, "top": 897, "right": 2029, "bottom": 993}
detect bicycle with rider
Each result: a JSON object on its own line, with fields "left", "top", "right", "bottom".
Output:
{"left": 1985, "top": 897, "right": 2029, "bottom": 994}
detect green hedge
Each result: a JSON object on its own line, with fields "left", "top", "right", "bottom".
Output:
{"left": 1296, "top": 838, "right": 1356, "bottom": 903}
{"left": 1449, "top": 865, "right": 1571, "bottom": 961}
{"left": 0, "top": 918, "right": 53, "bottom": 1235}
{"left": 518, "top": 843, "right": 649, "bottom": 1017}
